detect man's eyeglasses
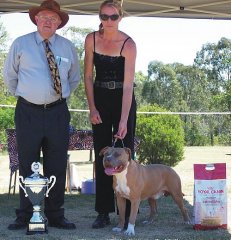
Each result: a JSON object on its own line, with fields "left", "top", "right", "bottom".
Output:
{"left": 100, "top": 14, "right": 120, "bottom": 21}
{"left": 37, "top": 15, "right": 60, "bottom": 24}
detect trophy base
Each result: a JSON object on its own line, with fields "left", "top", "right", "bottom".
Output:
{"left": 26, "top": 220, "right": 48, "bottom": 235}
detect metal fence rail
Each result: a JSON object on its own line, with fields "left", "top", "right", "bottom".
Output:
{"left": 1, "top": 104, "right": 231, "bottom": 115}
{"left": 1, "top": 104, "right": 231, "bottom": 147}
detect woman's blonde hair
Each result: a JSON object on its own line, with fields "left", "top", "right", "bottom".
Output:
{"left": 99, "top": 0, "right": 123, "bottom": 34}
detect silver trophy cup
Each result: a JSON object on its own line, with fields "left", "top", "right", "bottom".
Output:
{"left": 19, "top": 162, "right": 56, "bottom": 235}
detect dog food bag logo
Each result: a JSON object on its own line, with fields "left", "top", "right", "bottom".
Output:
{"left": 193, "top": 163, "right": 227, "bottom": 230}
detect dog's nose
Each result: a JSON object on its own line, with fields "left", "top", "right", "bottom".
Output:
{"left": 104, "top": 158, "right": 113, "bottom": 168}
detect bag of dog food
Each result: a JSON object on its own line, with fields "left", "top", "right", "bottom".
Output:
{"left": 193, "top": 163, "right": 227, "bottom": 230}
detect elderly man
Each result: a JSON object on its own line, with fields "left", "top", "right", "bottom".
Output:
{"left": 4, "top": 0, "right": 80, "bottom": 230}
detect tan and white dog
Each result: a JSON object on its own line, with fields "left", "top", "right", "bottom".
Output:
{"left": 100, "top": 147, "right": 191, "bottom": 236}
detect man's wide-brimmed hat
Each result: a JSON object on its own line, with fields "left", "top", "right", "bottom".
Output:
{"left": 29, "top": 0, "right": 69, "bottom": 29}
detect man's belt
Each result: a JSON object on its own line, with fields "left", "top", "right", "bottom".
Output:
{"left": 18, "top": 96, "right": 66, "bottom": 109}
{"left": 94, "top": 81, "right": 123, "bottom": 90}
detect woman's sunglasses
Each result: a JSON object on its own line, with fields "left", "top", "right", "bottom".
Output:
{"left": 100, "top": 14, "right": 120, "bottom": 21}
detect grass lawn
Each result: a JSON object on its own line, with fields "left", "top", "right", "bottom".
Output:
{"left": 0, "top": 146, "right": 230, "bottom": 239}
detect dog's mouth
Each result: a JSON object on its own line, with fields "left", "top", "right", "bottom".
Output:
{"left": 104, "top": 165, "right": 124, "bottom": 175}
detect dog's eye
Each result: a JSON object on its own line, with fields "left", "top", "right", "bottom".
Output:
{"left": 114, "top": 152, "right": 121, "bottom": 158}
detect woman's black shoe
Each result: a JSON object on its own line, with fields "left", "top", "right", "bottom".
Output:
{"left": 92, "top": 213, "right": 111, "bottom": 229}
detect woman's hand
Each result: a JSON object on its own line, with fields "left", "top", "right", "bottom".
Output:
{"left": 114, "top": 121, "right": 127, "bottom": 139}
{"left": 90, "top": 109, "right": 102, "bottom": 125}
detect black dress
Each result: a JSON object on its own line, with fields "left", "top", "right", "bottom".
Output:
{"left": 92, "top": 32, "right": 137, "bottom": 215}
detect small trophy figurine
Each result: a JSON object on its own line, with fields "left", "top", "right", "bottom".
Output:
{"left": 19, "top": 162, "right": 56, "bottom": 235}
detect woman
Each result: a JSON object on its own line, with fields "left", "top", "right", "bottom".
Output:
{"left": 84, "top": 0, "right": 137, "bottom": 229}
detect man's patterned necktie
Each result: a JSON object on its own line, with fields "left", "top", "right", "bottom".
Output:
{"left": 44, "top": 39, "right": 62, "bottom": 95}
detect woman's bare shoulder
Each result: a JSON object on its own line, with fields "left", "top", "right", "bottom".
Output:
{"left": 120, "top": 31, "right": 136, "bottom": 46}
{"left": 85, "top": 31, "right": 100, "bottom": 43}
{"left": 119, "top": 32, "right": 136, "bottom": 57}
{"left": 85, "top": 32, "right": 93, "bottom": 41}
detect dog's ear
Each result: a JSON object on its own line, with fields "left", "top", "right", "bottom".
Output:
{"left": 99, "top": 146, "right": 109, "bottom": 156}
{"left": 124, "top": 147, "right": 131, "bottom": 161}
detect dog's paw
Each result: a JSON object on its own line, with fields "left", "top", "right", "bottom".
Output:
{"left": 112, "top": 227, "right": 123, "bottom": 232}
{"left": 124, "top": 223, "right": 135, "bottom": 236}
{"left": 142, "top": 219, "right": 154, "bottom": 225}
{"left": 184, "top": 219, "right": 192, "bottom": 225}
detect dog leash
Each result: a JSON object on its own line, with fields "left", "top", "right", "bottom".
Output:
{"left": 113, "top": 138, "right": 124, "bottom": 148}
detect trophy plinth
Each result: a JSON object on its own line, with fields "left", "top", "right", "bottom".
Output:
{"left": 27, "top": 214, "right": 47, "bottom": 235}
{"left": 19, "top": 162, "right": 56, "bottom": 235}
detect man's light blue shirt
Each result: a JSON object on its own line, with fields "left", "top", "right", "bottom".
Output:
{"left": 4, "top": 31, "right": 80, "bottom": 104}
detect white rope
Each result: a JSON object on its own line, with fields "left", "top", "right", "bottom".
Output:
{"left": 1, "top": 104, "right": 230, "bottom": 115}
{"left": 69, "top": 108, "right": 89, "bottom": 112}
{"left": 0, "top": 104, "right": 15, "bottom": 108}
{"left": 136, "top": 111, "right": 231, "bottom": 115}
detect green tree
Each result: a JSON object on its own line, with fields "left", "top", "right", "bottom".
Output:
{"left": 0, "top": 18, "right": 15, "bottom": 143}
{"left": 143, "top": 61, "right": 181, "bottom": 110}
{"left": 61, "top": 26, "right": 93, "bottom": 129}
{"left": 171, "top": 63, "right": 209, "bottom": 111}
{"left": 194, "top": 37, "right": 231, "bottom": 145}
{"left": 134, "top": 71, "right": 147, "bottom": 108}
{"left": 194, "top": 37, "right": 231, "bottom": 96}
{"left": 0, "top": 17, "right": 10, "bottom": 102}
{"left": 170, "top": 63, "right": 213, "bottom": 145}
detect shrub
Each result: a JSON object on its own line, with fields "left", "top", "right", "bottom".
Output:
{"left": 0, "top": 107, "right": 15, "bottom": 143}
{"left": 136, "top": 105, "right": 184, "bottom": 166}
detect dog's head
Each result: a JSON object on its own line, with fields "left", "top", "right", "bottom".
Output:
{"left": 100, "top": 147, "right": 131, "bottom": 176}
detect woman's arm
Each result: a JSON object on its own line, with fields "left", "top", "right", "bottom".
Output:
{"left": 115, "top": 38, "right": 137, "bottom": 139}
{"left": 84, "top": 32, "right": 102, "bottom": 125}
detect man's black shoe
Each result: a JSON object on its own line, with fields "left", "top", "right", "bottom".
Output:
{"left": 48, "top": 217, "right": 76, "bottom": 229}
{"left": 8, "top": 217, "right": 27, "bottom": 230}
{"left": 92, "top": 213, "right": 111, "bottom": 229}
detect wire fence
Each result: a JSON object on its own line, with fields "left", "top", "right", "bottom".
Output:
{"left": 1, "top": 104, "right": 231, "bottom": 147}
{"left": 1, "top": 104, "right": 231, "bottom": 115}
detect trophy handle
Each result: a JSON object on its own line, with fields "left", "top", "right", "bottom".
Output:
{"left": 46, "top": 176, "right": 56, "bottom": 197}
{"left": 18, "top": 176, "right": 28, "bottom": 197}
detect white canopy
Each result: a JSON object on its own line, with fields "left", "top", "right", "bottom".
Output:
{"left": 1, "top": 0, "right": 231, "bottom": 20}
